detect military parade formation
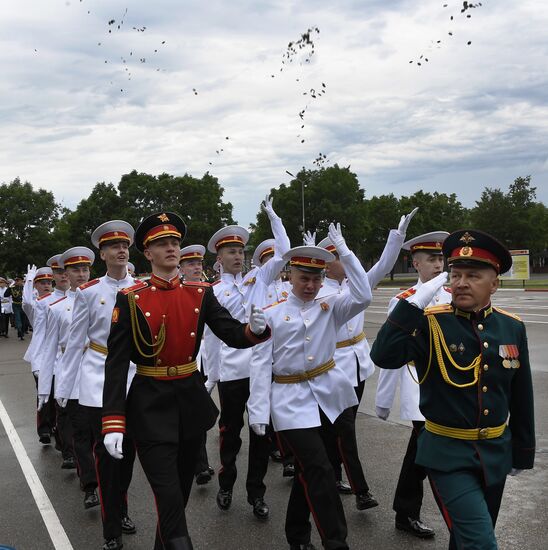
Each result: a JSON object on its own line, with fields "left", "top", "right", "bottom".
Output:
{"left": 5, "top": 198, "right": 535, "bottom": 550}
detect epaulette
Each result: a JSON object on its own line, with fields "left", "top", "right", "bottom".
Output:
{"left": 424, "top": 304, "right": 454, "bottom": 315}
{"left": 50, "top": 296, "right": 67, "bottom": 307}
{"left": 396, "top": 287, "right": 416, "bottom": 300}
{"left": 121, "top": 280, "right": 148, "bottom": 295}
{"left": 79, "top": 278, "right": 100, "bottom": 291}
{"left": 493, "top": 307, "right": 522, "bottom": 322}
{"left": 263, "top": 299, "right": 286, "bottom": 310}
{"left": 37, "top": 292, "right": 52, "bottom": 301}
{"left": 183, "top": 280, "right": 211, "bottom": 288}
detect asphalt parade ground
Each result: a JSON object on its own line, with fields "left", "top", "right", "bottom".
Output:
{"left": 0, "top": 289, "right": 547, "bottom": 550}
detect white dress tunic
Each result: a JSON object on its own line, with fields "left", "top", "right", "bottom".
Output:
{"left": 248, "top": 250, "right": 372, "bottom": 431}
{"left": 55, "top": 273, "right": 135, "bottom": 406}
{"left": 374, "top": 281, "right": 452, "bottom": 420}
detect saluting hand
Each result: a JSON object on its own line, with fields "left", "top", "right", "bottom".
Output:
{"left": 397, "top": 207, "right": 419, "bottom": 236}
{"left": 249, "top": 305, "right": 267, "bottom": 336}
{"left": 408, "top": 272, "right": 448, "bottom": 310}
{"left": 26, "top": 264, "right": 37, "bottom": 281}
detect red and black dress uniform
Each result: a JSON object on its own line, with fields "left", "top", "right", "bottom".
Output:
{"left": 102, "top": 261, "right": 270, "bottom": 547}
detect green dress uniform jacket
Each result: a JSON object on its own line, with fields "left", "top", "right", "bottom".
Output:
{"left": 370, "top": 299, "right": 535, "bottom": 486}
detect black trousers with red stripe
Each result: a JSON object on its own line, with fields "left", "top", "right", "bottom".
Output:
{"left": 55, "top": 401, "right": 74, "bottom": 460}
{"left": 320, "top": 406, "right": 369, "bottom": 495}
{"left": 393, "top": 420, "right": 427, "bottom": 520}
{"left": 217, "top": 377, "right": 270, "bottom": 501}
{"left": 137, "top": 435, "right": 202, "bottom": 548}
{"left": 66, "top": 401, "right": 97, "bottom": 490}
{"left": 34, "top": 374, "right": 56, "bottom": 440}
{"left": 279, "top": 427, "right": 348, "bottom": 550}
{"left": 85, "top": 406, "right": 136, "bottom": 540}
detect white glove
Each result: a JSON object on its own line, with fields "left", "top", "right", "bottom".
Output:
{"left": 376, "top": 406, "right": 390, "bottom": 421}
{"left": 249, "top": 305, "right": 267, "bottom": 336}
{"left": 262, "top": 194, "right": 278, "bottom": 220}
{"left": 37, "top": 394, "right": 49, "bottom": 411}
{"left": 251, "top": 423, "right": 267, "bottom": 436}
{"left": 397, "top": 207, "right": 419, "bottom": 236}
{"left": 26, "top": 264, "right": 37, "bottom": 281}
{"left": 104, "top": 432, "right": 124, "bottom": 459}
{"left": 327, "top": 222, "right": 350, "bottom": 256}
{"left": 56, "top": 397, "right": 68, "bottom": 408}
{"left": 303, "top": 230, "right": 316, "bottom": 246}
{"left": 33, "top": 370, "right": 39, "bottom": 379}
{"left": 408, "top": 272, "right": 448, "bottom": 309}
{"left": 205, "top": 379, "right": 217, "bottom": 395}
{"left": 509, "top": 468, "right": 524, "bottom": 476}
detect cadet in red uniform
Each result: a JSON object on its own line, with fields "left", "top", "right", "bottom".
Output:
{"left": 102, "top": 213, "right": 271, "bottom": 550}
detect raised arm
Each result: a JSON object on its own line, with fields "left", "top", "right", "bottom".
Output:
{"left": 22, "top": 265, "right": 37, "bottom": 322}
{"left": 330, "top": 223, "right": 372, "bottom": 325}
{"left": 256, "top": 195, "right": 291, "bottom": 286}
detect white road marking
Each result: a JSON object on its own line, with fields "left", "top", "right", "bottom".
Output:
{"left": 0, "top": 398, "right": 73, "bottom": 550}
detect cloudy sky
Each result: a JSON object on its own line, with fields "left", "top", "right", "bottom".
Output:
{"left": 1, "top": 0, "right": 547, "bottom": 227}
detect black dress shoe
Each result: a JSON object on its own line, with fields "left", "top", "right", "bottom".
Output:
{"left": 84, "top": 489, "right": 100, "bottom": 509}
{"left": 335, "top": 480, "right": 352, "bottom": 494}
{"left": 195, "top": 470, "right": 212, "bottom": 485}
{"left": 396, "top": 516, "right": 435, "bottom": 538}
{"left": 165, "top": 536, "right": 194, "bottom": 550}
{"left": 121, "top": 514, "right": 136, "bottom": 534}
{"left": 103, "top": 537, "right": 123, "bottom": 550}
{"left": 61, "top": 456, "right": 76, "bottom": 469}
{"left": 39, "top": 433, "right": 51, "bottom": 444}
{"left": 270, "top": 449, "right": 283, "bottom": 462}
{"left": 356, "top": 491, "right": 379, "bottom": 510}
{"left": 216, "top": 488, "right": 232, "bottom": 510}
{"left": 207, "top": 466, "right": 215, "bottom": 476}
{"left": 283, "top": 463, "right": 295, "bottom": 477}
{"left": 250, "top": 497, "right": 269, "bottom": 520}
{"left": 289, "top": 544, "right": 317, "bottom": 550}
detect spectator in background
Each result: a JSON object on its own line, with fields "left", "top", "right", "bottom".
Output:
{"left": 0, "top": 277, "right": 10, "bottom": 337}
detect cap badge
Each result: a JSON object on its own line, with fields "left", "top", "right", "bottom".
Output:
{"left": 460, "top": 246, "right": 473, "bottom": 257}
{"left": 459, "top": 232, "right": 475, "bottom": 245}
{"left": 157, "top": 213, "right": 169, "bottom": 222}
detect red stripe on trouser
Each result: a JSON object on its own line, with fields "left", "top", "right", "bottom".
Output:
{"left": 337, "top": 436, "right": 356, "bottom": 493}
{"left": 92, "top": 441, "right": 106, "bottom": 522}
{"left": 283, "top": 437, "right": 326, "bottom": 542}
{"left": 428, "top": 475, "right": 453, "bottom": 530}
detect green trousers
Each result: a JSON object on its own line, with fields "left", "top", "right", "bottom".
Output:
{"left": 427, "top": 468, "right": 506, "bottom": 550}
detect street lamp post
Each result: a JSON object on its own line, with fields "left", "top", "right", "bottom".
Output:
{"left": 286, "top": 170, "right": 305, "bottom": 235}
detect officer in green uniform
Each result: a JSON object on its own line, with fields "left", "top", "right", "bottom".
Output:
{"left": 370, "top": 229, "right": 535, "bottom": 550}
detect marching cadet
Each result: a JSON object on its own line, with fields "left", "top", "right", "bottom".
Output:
{"left": 374, "top": 231, "right": 450, "bottom": 538}
{"left": 253, "top": 239, "right": 295, "bottom": 478}
{"left": 248, "top": 224, "right": 372, "bottom": 550}
{"left": 314, "top": 209, "right": 417, "bottom": 504}
{"left": 101, "top": 212, "right": 271, "bottom": 550}
{"left": 25, "top": 255, "right": 69, "bottom": 445}
{"left": 179, "top": 244, "right": 216, "bottom": 486}
{"left": 55, "top": 221, "right": 137, "bottom": 550}
{"left": 38, "top": 248, "right": 95, "bottom": 475}
{"left": 370, "top": 229, "right": 535, "bottom": 550}
{"left": 204, "top": 196, "right": 290, "bottom": 519}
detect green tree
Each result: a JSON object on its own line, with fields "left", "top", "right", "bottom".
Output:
{"left": 398, "top": 191, "right": 469, "bottom": 237}
{"left": 250, "top": 165, "right": 368, "bottom": 258}
{"left": 0, "top": 178, "right": 62, "bottom": 275}
{"left": 470, "top": 176, "right": 546, "bottom": 255}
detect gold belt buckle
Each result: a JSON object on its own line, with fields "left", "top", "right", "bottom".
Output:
{"left": 167, "top": 366, "right": 178, "bottom": 377}
{"left": 478, "top": 428, "right": 489, "bottom": 439}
